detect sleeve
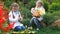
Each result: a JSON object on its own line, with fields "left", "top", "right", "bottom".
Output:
{"left": 31, "top": 9, "right": 33, "bottom": 14}
{"left": 38, "top": 8, "right": 45, "bottom": 16}
{"left": 41, "top": 8, "right": 45, "bottom": 15}
{"left": 8, "top": 12, "right": 18, "bottom": 22}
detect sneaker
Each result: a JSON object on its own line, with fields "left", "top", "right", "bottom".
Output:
{"left": 28, "top": 27, "right": 33, "bottom": 29}
{"left": 28, "top": 27, "right": 31, "bottom": 29}
{"left": 36, "top": 28, "right": 39, "bottom": 30}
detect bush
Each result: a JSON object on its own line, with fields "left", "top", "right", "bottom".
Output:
{"left": 43, "top": 12, "right": 56, "bottom": 25}
{"left": 42, "top": 0, "right": 50, "bottom": 11}
{"left": 49, "top": 3, "right": 60, "bottom": 12}
{"left": 25, "top": 0, "right": 36, "bottom": 10}
{"left": 43, "top": 11, "right": 60, "bottom": 25}
{"left": 43, "top": 2, "right": 49, "bottom": 11}
{"left": 22, "top": 19, "right": 30, "bottom": 25}
{"left": 52, "top": 0, "right": 60, "bottom": 3}
{"left": 52, "top": 11, "right": 60, "bottom": 19}
{"left": 4, "top": 0, "right": 13, "bottom": 8}
{"left": 20, "top": 7, "right": 32, "bottom": 19}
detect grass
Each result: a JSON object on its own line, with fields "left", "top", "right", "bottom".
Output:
{"left": 0, "top": 19, "right": 60, "bottom": 34}
{"left": 0, "top": 27, "right": 60, "bottom": 34}
{"left": 0, "top": 25, "right": 60, "bottom": 34}
{"left": 37, "top": 26, "right": 60, "bottom": 34}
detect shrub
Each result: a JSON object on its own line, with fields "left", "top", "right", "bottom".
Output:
{"left": 22, "top": 19, "right": 30, "bottom": 25}
{"left": 4, "top": 0, "right": 13, "bottom": 8}
{"left": 20, "top": 7, "right": 32, "bottom": 19}
{"left": 52, "top": 0, "right": 60, "bottom": 3}
{"left": 25, "top": 0, "right": 36, "bottom": 10}
{"left": 43, "top": 12, "right": 56, "bottom": 25}
{"left": 52, "top": 11, "right": 60, "bottom": 19}
{"left": 43, "top": 11, "right": 60, "bottom": 25}
{"left": 49, "top": 3, "right": 60, "bottom": 12}
{"left": 43, "top": 2, "right": 49, "bottom": 11}
{"left": 42, "top": 0, "right": 49, "bottom": 11}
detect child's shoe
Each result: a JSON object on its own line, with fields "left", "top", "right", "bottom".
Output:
{"left": 28, "top": 27, "right": 32, "bottom": 30}
{"left": 36, "top": 28, "right": 39, "bottom": 30}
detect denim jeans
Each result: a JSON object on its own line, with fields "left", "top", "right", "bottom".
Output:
{"left": 28, "top": 17, "right": 40, "bottom": 28}
{"left": 14, "top": 25, "right": 25, "bottom": 31}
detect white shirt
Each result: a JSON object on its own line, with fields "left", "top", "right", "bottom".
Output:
{"left": 9, "top": 11, "right": 23, "bottom": 29}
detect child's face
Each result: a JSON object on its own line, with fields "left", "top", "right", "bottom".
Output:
{"left": 0, "top": 3, "right": 4, "bottom": 9}
{"left": 12, "top": 6, "right": 18, "bottom": 12}
{"left": 36, "top": 3, "right": 42, "bottom": 7}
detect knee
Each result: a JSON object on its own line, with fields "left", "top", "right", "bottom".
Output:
{"left": 21, "top": 26, "right": 25, "bottom": 30}
{"left": 14, "top": 26, "right": 25, "bottom": 31}
{"left": 31, "top": 17, "right": 36, "bottom": 20}
{"left": 34, "top": 18, "right": 37, "bottom": 21}
{"left": 14, "top": 26, "right": 21, "bottom": 31}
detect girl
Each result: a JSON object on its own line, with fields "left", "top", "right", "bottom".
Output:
{"left": 9, "top": 3, "right": 25, "bottom": 31}
{"left": 28, "top": 1, "right": 45, "bottom": 30}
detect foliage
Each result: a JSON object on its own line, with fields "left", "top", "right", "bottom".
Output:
{"left": 43, "top": 12, "right": 56, "bottom": 25}
{"left": 4, "top": 0, "right": 14, "bottom": 8}
{"left": 25, "top": 0, "right": 36, "bottom": 9}
{"left": 49, "top": 3, "right": 60, "bottom": 12}
{"left": 20, "top": 7, "right": 32, "bottom": 19}
{"left": 43, "top": 11, "right": 60, "bottom": 25}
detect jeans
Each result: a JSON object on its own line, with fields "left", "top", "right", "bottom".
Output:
{"left": 14, "top": 25, "right": 25, "bottom": 31}
{"left": 28, "top": 17, "right": 40, "bottom": 28}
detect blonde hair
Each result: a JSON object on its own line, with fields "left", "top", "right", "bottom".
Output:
{"left": 10, "top": 2, "right": 19, "bottom": 10}
{"left": 36, "top": 1, "right": 44, "bottom": 6}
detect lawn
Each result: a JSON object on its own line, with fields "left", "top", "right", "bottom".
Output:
{"left": 0, "top": 26, "right": 60, "bottom": 34}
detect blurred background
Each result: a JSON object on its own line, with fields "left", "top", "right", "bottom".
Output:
{"left": 0, "top": 0, "right": 60, "bottom": 34}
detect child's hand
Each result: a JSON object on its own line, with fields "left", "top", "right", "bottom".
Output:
{"left": 18, "top": 17, "right": 23, "bottom": 21}
{"left": 31, "top": 8, "right": 36, "bottom": 12}
{"left": 20, "top": 17, "right": 23, "bottom": 21}
{"left": 31, "top": 8, "right": 35, "bottom": 10}
{"left": 18, "top": 17, "right": 20, "bottom": 20}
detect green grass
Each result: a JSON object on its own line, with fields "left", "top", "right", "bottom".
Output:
{"left": 36, "top": 27, "right": 60, "bottom": 34}
{"left": 1, "top": 19, "right": 60, "bottom": 34}
{"left": 0, "top": 25, "right": 60, "bottom": 34}
{"left": 29, "top": 26, "right": 60, "bottom": 34}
